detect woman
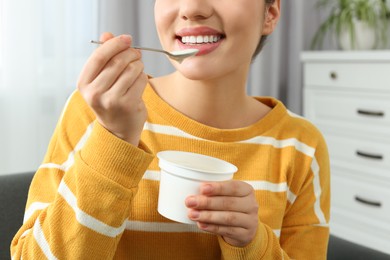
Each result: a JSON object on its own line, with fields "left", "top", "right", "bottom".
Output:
{"left": 12, "top": 0, "right": 330, "bottom": 259}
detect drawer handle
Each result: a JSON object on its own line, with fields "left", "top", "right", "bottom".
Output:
{"left": 330, "top": 72, "right": 338, "bottom": 80}
{"left": 357, "top": 109, "right": 385, "bottom": 117}
{"left": 356, "top": 150, "right": 384, "bottom": 160}
{"left": 355, "top": 196, "right": 382, "bottom": 207}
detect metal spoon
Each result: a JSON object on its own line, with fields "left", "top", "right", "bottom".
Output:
{"left": 90, "top": 40, "right": 198, "bottom": 63}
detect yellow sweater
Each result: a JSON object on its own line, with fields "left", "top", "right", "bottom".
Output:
{"left": 11, "top": 83, "right": 330, "bottom": 259}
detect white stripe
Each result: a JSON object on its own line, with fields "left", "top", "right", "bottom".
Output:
{"left": 33, "top": 218, "right": 58, "bottom": 260}
{"left": 314, "top": 223, "right": 329, "bottom": 228}
{"left": 58, "top": 91, "right": 77, "bottom": 124}
{"left": 287, "top": 189, "right": 297, "bottom": 204}
{"left": 287, "top": 110, "right": 328, "bottom": 223}
{"left": 125, "top": 220, "right": 205, "bottom": 233}
{"left": 246, "top": 181, "right": 287, "bottom": 192}
{"left": 39, "top": 123, "right": 94, "bottom": 171}
{"left": 245, "top": 181, "right": 296, "bottom": 204}
{"left": 287, "top": 110, "right": 305, "bottom": 119}
{"left": 20, "top": 229, "right": 31, "bottom": 239}
{"left": 144, "top": 174, "right": 298, "bottom": 204}
{"left": 145, "top": 173, "right": 298, "bottom": 204}
{"left": 276, "top": 223, "right": 327, "bottom": 239}
{"left": 311, "top": 158, "right": 327, "bottom": 224}
{"left": 239, "top": 136, "right": 315, "bottom": 158}
{"left": 143, "top": 170, "right": 160, "bottom": 181}
{"left": 58, "top": 180, "right": 126, "bottom": 237}
{"left": 144, "top": 122, "right": 315, "bottom": 157}
{"left": 127, "top": 222, "right": 281, "bottom": 238}
{"left": 24, "top": 202, "right": 50, "bottom": 223}
{"left": 144, "top": 122, "right": 203, "bottom": 140}
{"left": 38, "top": 163, "right": 64, "bottom": 171}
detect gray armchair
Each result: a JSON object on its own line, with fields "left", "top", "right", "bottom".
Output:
{"left": 1, "top": 172, "right": 389, "bottom": 259}
{"left": 0, "top": 172, "right": 34, "bottom": 260}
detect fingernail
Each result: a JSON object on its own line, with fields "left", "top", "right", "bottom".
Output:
{"left": 189, "top": 210, "right": 200, "bottom": 219}
{"left": 186, "top": 196, "right": 197, "bottom": 207}
{"left": 120, "top": 35, "right": 132, "bottom": 45}
{"left": 198, "top": 223, "right": 208, "bottom": 229}
{"left": 202, "top": 184, "right": 213, "bottom": 194}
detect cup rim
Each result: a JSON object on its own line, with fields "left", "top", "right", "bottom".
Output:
{"left": 157, "top": 150, "right": 238, "bottom": 175}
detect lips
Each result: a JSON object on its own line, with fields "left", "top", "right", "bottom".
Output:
{"left": 175, "top": 27, "right": 225, "bottom": 56}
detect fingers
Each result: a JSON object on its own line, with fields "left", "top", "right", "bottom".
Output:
{"left": 91, "top": 47, "right": 141, "bottom": 94}
{"left": 189, "top": 208, "right": 258, "bottom": 247}
{"left": 104, "top": 60, "right": 145, "bottom": 98}
{"left": 200, "top": 180, "right": 254, "bottom": 197}
{"left": 186, "top": 194, "right": 253, "bottom": 213}
{"left": 75, "top": 32, "right": 148, "bottom": 145}
{"left": 185, "top": 187, "right": 258, "bottom": 228}
{"left": 197, "top": 222, "right": 252, "bottom": 243}
{"left": 78, "top": 34, "right": 137, "bottom": 87}
{"left": 186, "top": 180, "right": 257, "bottom": 212}
{"left": 189, "top": 210, "right": 252, "bottom": 228}
{"left": 102, "top": 70, "right": 147, "bottom": 112}
{"left": 185, "top": 180, "right": 259, "bottom": 247}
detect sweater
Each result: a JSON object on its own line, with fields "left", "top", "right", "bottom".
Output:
{"left": 11, "top": 83, "right": 330, "bottom": 259}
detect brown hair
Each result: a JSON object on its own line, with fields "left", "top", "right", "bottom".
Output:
{"left": 253, "top": 0, "right": 276, "bottom": 59}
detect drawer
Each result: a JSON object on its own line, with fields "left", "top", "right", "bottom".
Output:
{"left": 323, "top": 133, "right": 390, "bottom": 175}
{"left": 303, "top": 62, "right": 390, "bottom": 90}
{"left": 330, "top": 207, "right": 390, "bottom": 255}
{"left": 331, "top": 171, "right": 390, "bottom": 223}
{"left": 304, "top": 89, "right": 390, "bottom": 136}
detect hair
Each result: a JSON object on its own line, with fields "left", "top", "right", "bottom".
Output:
{"left": 252, "top": 0, "right": 276, "bottom": 60}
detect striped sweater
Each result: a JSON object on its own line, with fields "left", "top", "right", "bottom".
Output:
{"left": 11, "top": 83, "right": 330, "bottom": 259}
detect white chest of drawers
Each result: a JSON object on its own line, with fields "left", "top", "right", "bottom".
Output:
{"left": 302, "top": 51, "right": 390, "bottom": 255}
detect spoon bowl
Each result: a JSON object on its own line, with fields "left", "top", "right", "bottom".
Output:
{"left": 90, "top": 40, "right": 198, "bottom": 63}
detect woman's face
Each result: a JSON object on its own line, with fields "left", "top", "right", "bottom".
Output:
{"left": 154, "top": 0, "right": 277, "bottom": 81}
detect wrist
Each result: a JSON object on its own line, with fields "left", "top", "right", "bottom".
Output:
{"left": 97, "top": 120, "right": 142, "bottom": 146}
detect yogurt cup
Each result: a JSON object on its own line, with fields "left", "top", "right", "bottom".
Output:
{"left": 157, "top": 151, "right": 238, "bottom": 224}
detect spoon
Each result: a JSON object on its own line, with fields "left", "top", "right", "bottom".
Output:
{"left": 90, "top": 40, "right": 198, "bottom": 63}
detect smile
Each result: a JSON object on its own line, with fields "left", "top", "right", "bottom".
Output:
{"left": 180, "top": 35, "right": 223, "bottom": 45}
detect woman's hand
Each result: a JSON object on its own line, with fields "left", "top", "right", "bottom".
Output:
{"left": 185, "top": 180, "right": 259, "bottom": 247}
{"left": 77, "top": 32, "right": 148, "bottom": 146}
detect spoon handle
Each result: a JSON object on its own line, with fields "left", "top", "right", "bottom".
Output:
{"left": 90, "top": 40, "right": 169, "bottom": 56}
{"left": 132, "top": 46, "right": 170, "bottom": 56}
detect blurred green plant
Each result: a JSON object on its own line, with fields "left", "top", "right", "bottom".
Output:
{"left": 311, "top": 0, "right": 389, "bottom": 50}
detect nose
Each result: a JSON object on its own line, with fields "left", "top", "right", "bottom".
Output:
{"left": 179, "top": 0, "right": 213, "bottom": 21}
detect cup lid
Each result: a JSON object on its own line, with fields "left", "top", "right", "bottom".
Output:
{"left": 157, "top": 150, "right": 238, "bottom": 178}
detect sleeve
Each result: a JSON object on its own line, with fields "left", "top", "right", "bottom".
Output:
{"left": 218, "top": 129, "right": 331, "bottom": 260}
{"left": 218, "top": 223, "right": 286, "bottom": 259}
{"left": 279, "top": 131, "right": 331, "bottom": 259}
{"left": 10, "top": 91, "right": 154, "bottom": 259}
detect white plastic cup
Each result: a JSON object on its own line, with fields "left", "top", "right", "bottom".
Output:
{"left": 157, "top": 151, "right": 238, "bottom": 224}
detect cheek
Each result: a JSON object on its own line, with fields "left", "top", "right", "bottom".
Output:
{"left": 228, "top": 15, "right": 263, "bottom": 54}
{"left": 154, "top": 3, "right": 165, "bottom": 31}
{"left": 225, "top": 3, "right": 264, "bottom": 41}
{"left": 154, "top": 1, "right": 176, "bottom": 38}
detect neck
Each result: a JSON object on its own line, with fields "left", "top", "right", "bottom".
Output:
{"left": 150, "top": 68, "right": 270, "bottom": 129}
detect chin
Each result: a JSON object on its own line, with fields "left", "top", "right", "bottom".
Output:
{"left": 177, "top": 68, "right": 215, "bottom": 81}
{"left": 172, "top": 59, "right": 221, "bottom": 81}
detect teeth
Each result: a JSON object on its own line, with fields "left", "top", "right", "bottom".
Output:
{"left": 181, "top": 35, "right": 221, "bottom": 44}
